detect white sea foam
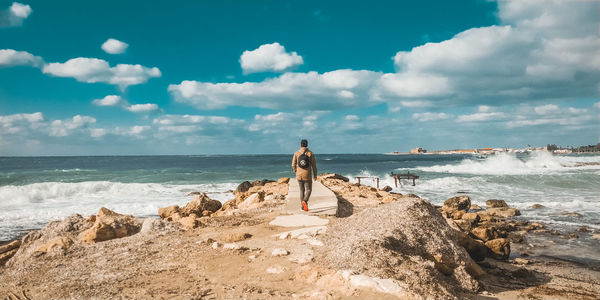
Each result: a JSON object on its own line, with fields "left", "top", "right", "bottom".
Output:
{"left": 0, "top": 181, "right": 237, "bottom": 240}
{"left": 412, "top": 152, "right": 600, "bottom": 175}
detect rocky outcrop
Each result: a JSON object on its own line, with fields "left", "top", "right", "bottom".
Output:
{"left": 81, "top": 207, "right": 142, "bottom": 243}
{"left": 179, "top": 193, "right": 222, "bottom": 216}
{"left": 157, "top": 193, "right": 224, "bottom": 229}
{"left": 217, "top": 179, "right": 288, "bottom": 214}
{"left": 442, "top": 195, "right": 471, "bottom": 219}
{"left": 317, "top": 198, "right": 481, "bottom": 298}
{"left": 484, "top": 207, "right": 521, "bottom": 218}
{"left": 486, "top": 199, "right": 508, "bottom": 208}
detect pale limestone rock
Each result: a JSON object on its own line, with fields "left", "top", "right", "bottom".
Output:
{"left": 223, "top": 243, "right": 241, "bottom": 250}
{"left": 271, "top": 248, "right": 290, "bottom": 256}
{"left": 277, "top": 226, "right": 328, "bottom": 240}
{"left": 306, "top": 239, "right": 324, "bottom": 247}
{"left": 269, "top": 215, "right": 329, "bottom": 227}
{"left": 266, "top": 265, "right": 286, "bottom": 274}
{"left": 237, "top": 193, "right": 265, "bottom": 209}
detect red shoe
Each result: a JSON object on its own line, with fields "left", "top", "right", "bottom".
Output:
{"left": 302, "top": 201, "right": 308, "bottom": 212}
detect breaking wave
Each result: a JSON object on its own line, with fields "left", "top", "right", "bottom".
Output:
{"left": 413, "top": 152, "right": 600, "bottom": 175}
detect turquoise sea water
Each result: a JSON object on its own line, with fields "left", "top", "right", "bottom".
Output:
{"left": 1, "top": 153, "right": 599, "bottom": 252}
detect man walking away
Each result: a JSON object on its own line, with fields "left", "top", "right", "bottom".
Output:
{"left": 292, "top": 139, "right": 317, "bottom": 211}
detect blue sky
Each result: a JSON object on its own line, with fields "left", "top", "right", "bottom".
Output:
{"left": 0, "top": 0, "right": 598, "bottom": 155}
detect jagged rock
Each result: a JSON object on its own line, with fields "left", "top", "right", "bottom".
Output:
{"left": 318, "top": 173, "right": 349, "bottom": 182}
{"left": 317, "top": 198, "right": 480, "bottom": 297}
{"left": 530, "top": 204, "right": 545, "bottom": 209}
{"left": 471, "top": 226, "right": 500, "bottom": 242}
{"left": 0, "top": 240, "right": 21, "bottom": 254}
{"left": 80, "top": 207, "right": 142, "bottom": 243}
{"left": 568, "top": 233, "right": 579, "bottom": 239}
{"left": 36, "top": 236, "right": 73, "bottom": 253}
{"left": 380, "top": 186, "right": 393, "bottom": 192}
{"left": 219, "top": 232, "right": 252, "bottom": 243}
{"left": 462, "top": 212, "right": 480, "bottom": 222}
{"left": 158, "top": 205, "right": 179, "bottom": 219}
{"left": 477, "top": 212, "right": 496, "bottom": 222}
{"left": 237, "top": 192, "right": 265, "bottom": 209}
{"left": 485, "top": 208, "right": 520, "bottom": 218}
{"left": 454, "top": 220, "right": 475, "bottom": 232}
{"left": 277, "top": 177, "right": 290, "bottom": 184}
{"left": 486, "top": 199, "right": 508, "bottom": 208}
{"left": 442, "top": 196, "right": 471, "bottom": 218}
{"left": 235, "top": 181, "right": 252, "bottom": 193}
{"left": 485, "top": 238, "right": 510, "bottom": 260}
{"left": 179, "top": 193, "right": 222, "bottom": 216}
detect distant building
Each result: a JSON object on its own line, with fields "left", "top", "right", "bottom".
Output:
{"left": 410, "top": 147, "right": 427, "bottom": 154}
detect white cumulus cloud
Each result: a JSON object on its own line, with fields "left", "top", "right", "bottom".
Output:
{"left": 1, "top": 2, "right": 32, "bottom": 27}
{"left": 0, "top": 49, "right": 43, "bottom": 67}
{"left": 49, "top": 115, "right": 96, "bottom": 137}
{"left": 92, "top": 95, "right": 124, "bottom": 106}
{"left": 240, "top": 42, "right": 303, "bottom": 74}
{"left": 101, "top": 38, "right": 129, "bottom": 54}
{"left": 169, "top": 69, "right": 381, "bottom": 110}
{"left": 412, "top": 112, "right": 451, "bottom": 122}
{"left": 42, "top": 57, "right": 161, "bottom": 89}
{"left": 126, "top": 103, "right": 159, "bottom": 113}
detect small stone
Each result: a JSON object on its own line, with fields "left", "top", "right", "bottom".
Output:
{"left": 592, "top": 234, "right": 600, "bottom": 240}
{"left": 471, "top": 226, "right": 500, "bottom": 242}
{"left": 277, "top": 177, "right": 290, "bottom": 184}
{"left": 211, "top": 242, "right": 221, "bottom": 249}
{"left": 530, "top": 204, "right": 545, "bottom": 209}
{"left": 469, "top": 204, "right": 482, "bottom": 210}
{"left": 514, "top": 258, "right": 529, "bottom": 265}
{"left": 219, "top": 232, "right": 252, "bottom": 243}
{"left": 485, "top": 238, "right": 511, "bottom": 260}
{"left": 248, "top": 255, "right": 257, "bottom": 260}
{"left": 462, "top": 212, "right": 480, "bottom": 222}
{"left": 568, "top": 233, "right": 579, "bottom": 239}
{"left": 306, "top": 239, "right": 324, "bottom": 247}
{"left": 271, "top": 248, "right": 290, "bottom": 256}
{"left": 577, "top": 226, "right": 590, "bottom": 233}
{"left": 559, "top": 212, "right": 582, "bottom": 218}
{"left": 223, "top": 243, "right": 241, "bottom": 250}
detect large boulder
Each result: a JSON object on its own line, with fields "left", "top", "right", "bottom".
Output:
{"left": 81, "top": 207, "right": 142, "bottom": 243}
{"left": 179, "top": 193, "right": 222, "bottom": 216}
{"left": 158, "top": 205, "right": 179, "bottom": 219}
{"left": 455, "top": 231, "right": 487, "bottom": 262}
{"left": 237, "top": 192, "right": 265, "bottom": 210}
{"left": 470, "top": 226, "right": 500, "bottom": 242}
{"left": 442, "top": 196, "right": 471, "bottom": 219}
{"left": 486, "top": 199, "right": 509, "bottom": 208}
{"left": 317, "top": 198, "right": 480, "bottom": 298}
{"left": 485, "top": 238, "right": 510, "bottom": 260}
{"left": 235, "top": 181, "right": 252, "bottom": 193}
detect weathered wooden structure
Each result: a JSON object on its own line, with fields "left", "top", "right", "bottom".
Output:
{"left": 391, "top": 172, "right": 419, "bottom": 187}
{"left": 355, "top": 176, "right": 380, "bottom": 189}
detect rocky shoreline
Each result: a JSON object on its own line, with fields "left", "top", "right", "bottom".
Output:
{"left": 1, "top": 174, "right": 599, "bottom": 299}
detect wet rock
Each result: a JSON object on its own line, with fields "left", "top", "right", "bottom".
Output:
{"left": 477, "top": 212, "right": 496, "bottom": 222}
{"left": 577, "top": 226, "right": 590, "bottom": 233}
{"left": 380, "top": 186, "right": 393, "bottom": 192}
{"left": 486, "top": 199, "right": 508, "bottom": 208}
{"left": 568, "top": 233, "right": 579, "bottom": 239}
{"left": 454, "top": 220, "right": 475, "bottom": 232}
{"left": 485, "top": 238, "right": 510, "bottom": 260}
{"left": 530, "top": 204, "right": 545, "bottom": 209}
{"left": 471, "top": 226, "right": 500, "bottom": 242}
{"left": 559, "top": 212, "right": 582, "bottom": 218}
{"left": 81, "top": 207, "right": 142, "bottom": 243}
{"left": 485, "top": 207, "right": 521, "bottom": 218}
{"left": 524, "top": 222, "right": 544, "bottom": 231}
{"left": 235, "top": 181, "right": 252, "bottom": 193}
{"left": 451, "top": 210, "right": 466, "bottom": 220}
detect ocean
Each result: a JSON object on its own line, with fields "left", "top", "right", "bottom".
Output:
{"left": 1, "top": 152, "right": 599, "bottom": 255}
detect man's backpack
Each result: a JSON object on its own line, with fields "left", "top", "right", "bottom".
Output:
{"left": 298, "top": 150, "right": 310, "bottom": 169}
